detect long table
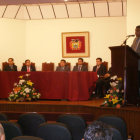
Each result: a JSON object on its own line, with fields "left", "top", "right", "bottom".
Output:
{"left": 0, "top": 72, "right": 97, "bottom": 101}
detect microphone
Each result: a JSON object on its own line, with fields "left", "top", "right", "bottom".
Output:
{"left": 126, "top": 35, "right": 135, "bottom": 37}
{"left": 121, "top": 35, "right": 135, "bottom": 46}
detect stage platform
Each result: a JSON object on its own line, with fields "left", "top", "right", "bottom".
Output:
{"left": 0, "top": 99, "right": 140, "bottom": 140}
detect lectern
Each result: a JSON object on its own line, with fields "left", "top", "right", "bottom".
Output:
{"left": 109, "top": 46, "right": 139, "bottom": 105}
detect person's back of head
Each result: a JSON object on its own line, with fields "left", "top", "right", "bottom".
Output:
{"left": 83, "top": 121, "right": 113, "bottom": 140}
{"left": 0, "top": 123, "right": 5, "bottom": 140}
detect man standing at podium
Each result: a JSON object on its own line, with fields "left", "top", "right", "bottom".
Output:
{"left": 131, "top": 25, "right": 140, "bottom": 55}
{"left": 131, "top": 25, "right": 140, "bottom": 95}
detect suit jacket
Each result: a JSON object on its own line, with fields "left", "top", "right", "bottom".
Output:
{"left": 56, "top": 65, "right": 70, "bottom": 72}
{"left": 108, "top": 67, "right": 112, "bottom": 75}
{"left": 93, "top": 64, "right": 107, "bottom": 77}
{"left": 131, "top": 37, "right": 140, "bottom": 56}
{"left": 73, "top": 64, "right": 88, "bottom": 71}
{"left": 21, "top": 65, "right": 36, "bottom": 72}
{"left": 4, "top": 65, "right": 17, "bottom": 71}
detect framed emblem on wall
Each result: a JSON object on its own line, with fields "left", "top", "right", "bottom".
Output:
{"left": 62, "top": 32, "right": 89, "bottom": 58}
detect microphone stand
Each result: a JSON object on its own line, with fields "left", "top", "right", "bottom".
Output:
{"left": 120, "top": 35, "right": 134, "bottom": 106}
{"left": 121, "top": 36, "right": 129, "bottom": 46}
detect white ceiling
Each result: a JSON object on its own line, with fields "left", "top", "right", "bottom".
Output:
{"left": 0, "top": 1, "right": 127, "bottom": 20}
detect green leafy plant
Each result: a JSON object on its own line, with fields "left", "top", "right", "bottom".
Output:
{"left": 8, "top": 74, "right": 41, "bottom": 102}
{"left": 103, "top": 75, "right": 124, "bottom": 108}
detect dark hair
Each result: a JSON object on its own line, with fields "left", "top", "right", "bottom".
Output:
{"left": 61, "top": 59, "right": 66, "bottom": 63}
{"left": 84, "top": 121, "right": 113, "bottom": 140}
{"left": 136, "top": 25, "right": 140, "bottom": 29}
{"left": 8, "top": 58, "right": 14, "bottom": 61}
{"left": 25, "top": 59, "right": 30, "bottom": 63}
{"left": 96, "top": 58, "right": 102, "bottom": 62}
{"left": 78, "top": 58, "right": 83, "bottom": 62}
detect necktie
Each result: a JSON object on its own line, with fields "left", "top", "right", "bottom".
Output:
{"left": 78, "top": 66, "right": 81, "bottom": 71}
{"left": 10, "top": 65, "right": 13, "bottom": 70}
{"left": 61, "top": 67, "right": 64, "bottom": 71}
{"left": 132, "top": 38, "right": 140, "bottom": 51}
{"left": 27, "top": 66, "right": 30, "bottom": 72}
{"left": 96, "top": 66, "right": 100, "bottom": 72}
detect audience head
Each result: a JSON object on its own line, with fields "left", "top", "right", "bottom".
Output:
{"left": 0, "top": 123, "right": 5, "bottom": 140}
{"left": 8, "top": 58, "right": 14, "bottom": 65}
{"left": 83, "top": 121, "right": 113, "bottom": 140}
{"left": 135, "top": 25, "right": 140, "bottom": 37}
{"left": 78, "top": 58, "right": 84, "bottom": 65}
{"left": 96, "top": 58, "right": 102, "bottom": 66}
{"left": 60, "top": 59, "right": 66, "bottom": 67}
{"left": 25, "top": 59, "right": 31, "bottom": 66}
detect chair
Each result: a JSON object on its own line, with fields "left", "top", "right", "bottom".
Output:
{"left": 0, "top": 113, "right": 8, "bottom": 121}
{"left": 17, "top": 113, "right": 46, "bottom": 136}
{"left": 1, "top": 121, "right": 22, "bottom": 140}
{"left": 57, "top": 114, "right": 86, "bottom": 140}
{"left": 66, "top": 62, "right": 71, "bottom": 70}
{"left": 102, "top": 61, "right": 108, "bottom": 71}
{"left": 97, "top": 115, "right": 127, "bottom": 140}
{"left": 2, "top": 62, "right": 8, "bottom": 71}
{"left": 111, "top": 127, "right": 123, "bottom": 140}
{"left": 42, "top": 62, "right": 54, "bottom": 71}
{"left": 37, "top": 122, "right": 72, "bottom": 140}
{"left": 12, "top": 136, "right": 43, "bottom": 140}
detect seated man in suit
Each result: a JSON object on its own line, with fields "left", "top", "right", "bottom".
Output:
{"left": 21, "top": 59, "right": 36, "bottom": 72}
{"left": 93, "top": 58, "right": 107, "bottom": 98}
{"left": 95, "top": 67, "right": 112, "bottom": 97}
{"left": 56, "top": 59, "right": 70, "bottom": 71}
{"left": 4, "top": 58, "right": 17, "bottom": 71}
{"left": 73, "top": 58, "right": 88, "bottom": 71}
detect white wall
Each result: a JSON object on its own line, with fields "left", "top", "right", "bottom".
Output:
{"left": 26, "top": 17, "right": 126, "bottom": 71}
{"left": 127, "top": 0, "right": 140, "bottom": 45}
{"left": 0, "top": 18, "right": 26, "bottom": 70}
{"left": 0, "top": 17, "right": 126, "bottom": 71}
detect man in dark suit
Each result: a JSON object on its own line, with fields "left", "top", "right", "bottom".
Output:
{"left": 73, "top": 58, "right": 88, "bottom": 71}
{"left": 56, "top": 59, "right": 70, "bottom": 71}
{"left": 93, "top": 58, "right": 106, "bottom": 77}
{"left": 131, "top": 25, "right": 140, "bottom": 95}
{"left": 96, "top": 67, "right": 112, "bottom": 97}
{"left": 4, "top": 58, "right": 17, "bottom": 71}
{"left": 93, "top": 58, "right": 107, "bottom": 98}
{"left": 21, "top": 59, "right": 36, "bottom": 72}
{"left": 131, "top": 25, "right": 140, "bottom": 56}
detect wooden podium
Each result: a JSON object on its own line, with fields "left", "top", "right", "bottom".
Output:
{"left": 109, "top": 46, "right": 139, "bottom": 105}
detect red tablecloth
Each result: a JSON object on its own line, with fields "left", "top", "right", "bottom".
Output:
{"left": 0, "top": 72, "right": 97, "bottom": 101}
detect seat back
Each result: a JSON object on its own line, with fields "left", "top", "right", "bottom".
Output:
{"left": 102, "top": 61, "right": 108, "bottom": 71}
{"left": 17, "top": 113, "right": 46, "bottom": 136}
{"left": 42, "top": 62, "right": 54, "bottom": 71}
{"left": 111, "top": 127, "right": 123, "bottom": 140}
{"left": 98, "top": 116, "right": 127, "bottom": 140}
{"left": 12, "top": 136, "right": 43, "bottom": 140}
{"left": 0, "top": 113, "right": 8, "bottom": 121}
{"left": 1, "top": 121, "right": 22, "bottom": 140}
{"left": 57, "top": 114, "right": 86, "bottom": 140}
{"left": 37, "top": 122, "right": 72, "bottom": 140}
{"left": 2, "top": 62, "right": 8, "bottom": 71}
